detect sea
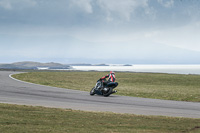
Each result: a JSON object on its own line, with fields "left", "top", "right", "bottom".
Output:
{"left": 69, "top": 65, "right": 200, "bottom": 75}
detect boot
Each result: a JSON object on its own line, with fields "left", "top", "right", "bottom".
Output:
{"left": 111, "top": 90, "right": 117, "bottom": 94}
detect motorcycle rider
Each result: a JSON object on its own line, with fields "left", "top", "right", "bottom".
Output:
{"left": 100, "top": 71, "right": 118, "bottom": 92}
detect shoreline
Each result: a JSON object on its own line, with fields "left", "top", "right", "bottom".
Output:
{"left": 1, "top": 64, "right": 200, "bottom": 75}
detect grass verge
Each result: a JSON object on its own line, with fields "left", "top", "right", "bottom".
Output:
{"left": 12, "top": 71, "right": 200, "bottom": 102}
{"left": 0, "top": 103, "right": 200, "bottom": 133}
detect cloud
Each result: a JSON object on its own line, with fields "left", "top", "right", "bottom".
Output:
{"left": 67, "top": 0, "right": 154, "bottom": 23}
{"left": 69, "top": 0, "right": 93, "bottom": 13}
{"left": 0, "top": 0, "right": 12, "bottom": 9}
{"left": 146, "top": 21, "right": 200, "bottom": 52}
{"left": 97, "top": 0, "right": 149, "bottom": 21}
{"left": 157, "top": 0, "right": 174, "bottom": 8}
{"left": 0, "top": 0, "right": 37, "bottom": 10}
{"left": 1, "top": 0, "right": 200, "bottom": 64}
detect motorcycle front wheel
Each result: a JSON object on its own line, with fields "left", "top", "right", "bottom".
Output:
{"left": 90, "top": 87, "right": 95, "bottom": 95}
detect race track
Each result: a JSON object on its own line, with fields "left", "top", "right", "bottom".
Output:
{"left": 0, "top": 71, "right": 200, "bottom": 118}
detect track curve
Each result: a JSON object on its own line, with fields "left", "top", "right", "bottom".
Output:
{"left": 0, "top": 71, "right": 200, "bottom": 118}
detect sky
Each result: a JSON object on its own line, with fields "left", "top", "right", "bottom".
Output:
{"left": 0, "top": 0, "right": 200, "bottom": 64}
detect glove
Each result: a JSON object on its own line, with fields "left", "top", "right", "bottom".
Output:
{"left": 97, "top": 78, "right": 102, "bottom": 82}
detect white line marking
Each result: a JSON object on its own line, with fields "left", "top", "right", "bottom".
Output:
{"left": 8, "top": 73, "right": 76, "bottom": 91}
{"left": 9, "top": 73, "right": 53, "bottom": 88}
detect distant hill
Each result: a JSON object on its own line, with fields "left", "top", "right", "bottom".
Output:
{"left": 124, "top": 64, "right": 132, "bottom": 66}
{"left": 0, "top": 61, "right": 71, "bottom": 70}
{"left": 68, "top": 63, "right": 92, "bottom": 66}
{"left": 93, "top": 64, "right": 109, "bottom": 66}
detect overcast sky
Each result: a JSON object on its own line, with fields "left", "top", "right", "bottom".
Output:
{"left": 0, "top": 0, "right": 200, "bottom": 64}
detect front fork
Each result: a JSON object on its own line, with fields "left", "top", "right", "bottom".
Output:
{"left": 95, "top": 81, "right": 102, "bottom": 90}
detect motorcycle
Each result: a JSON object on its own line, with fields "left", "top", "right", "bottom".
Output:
{"left": 90, "top": 79, "right": 118, "bottom": 97}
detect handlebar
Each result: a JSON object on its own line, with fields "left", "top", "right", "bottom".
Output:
{"left": 97, "top": 78, "right": 107, "bottom": 82}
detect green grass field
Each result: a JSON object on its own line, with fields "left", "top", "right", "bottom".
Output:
{"left": 13, "top": 71, "right": 200, "bottom": 102}
{"left": 0, "top": 103, "right": 200, "bottom": 133}
{"left": 3, "top": 71, "right": 200, "bottom": 132}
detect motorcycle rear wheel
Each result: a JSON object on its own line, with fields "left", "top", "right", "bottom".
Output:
{"left": 102, "top": 88, "right": 113, "bottom": 97}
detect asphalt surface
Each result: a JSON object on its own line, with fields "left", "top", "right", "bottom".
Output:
{"left": 0, "top": 71, "right": 200, "bottom": 118}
